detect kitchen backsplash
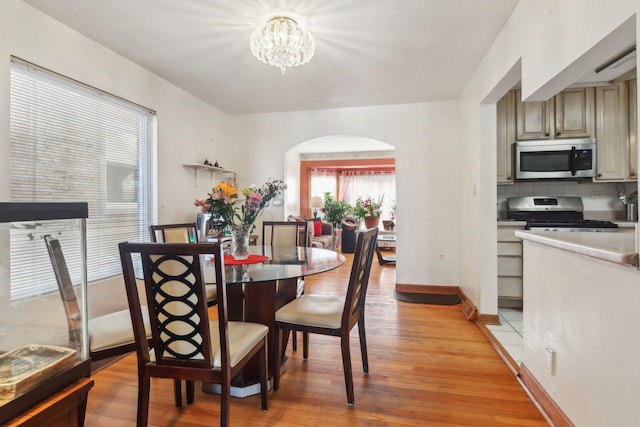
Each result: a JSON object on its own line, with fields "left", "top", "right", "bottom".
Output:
{"left": 497, "top": 181, "right": 638, "bottom": 220}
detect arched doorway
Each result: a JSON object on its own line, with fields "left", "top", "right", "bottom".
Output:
{"left": 284, "top": 135, "right": 396, "bottom": 220}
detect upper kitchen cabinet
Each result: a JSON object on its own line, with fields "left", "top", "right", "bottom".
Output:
{"left": 497, "top": 91, "right": 516, "bottom": 184}
{"left": 515, "top": 88, "right": 595, "bottom": 140}
{"left": 554, "top": 87, "right": 595, "bottom": 138}
{"left": 594, "top": 81, "right": 633, "bottom": 181}
{"left": 515, "top": 90, "right": 553, "bottom": 140}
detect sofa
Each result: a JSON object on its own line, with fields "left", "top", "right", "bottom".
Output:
{"left": 287, "top": 216, "right": 334, "bottom": 248}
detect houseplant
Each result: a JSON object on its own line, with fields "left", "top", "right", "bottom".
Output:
{"left": 322, "top": 192, "right": 351, "bottom": 229}
{"left": 356, "top": 195, "right": 384, "bottom": 229}
{"left": 195, "top": 178, "right": 286, "bottom": 259}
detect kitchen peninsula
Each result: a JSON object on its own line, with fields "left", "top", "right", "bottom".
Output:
{"left": 514, "top": 228, "right": 640, "bottom": 427}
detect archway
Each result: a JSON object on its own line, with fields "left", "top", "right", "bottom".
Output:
{"left": 284, "top": 135, "right": 396, "bottom": 219}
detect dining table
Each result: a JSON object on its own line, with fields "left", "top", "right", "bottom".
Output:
{"left": 201, "top": 245, "right": 346, "bottom": 397}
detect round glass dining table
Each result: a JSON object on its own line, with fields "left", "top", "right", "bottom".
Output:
{"left": 201, "top": 245, "right": 346, "bottom": 397}
{"left": 202, "top": 245, "right": 346, "bottom": 284}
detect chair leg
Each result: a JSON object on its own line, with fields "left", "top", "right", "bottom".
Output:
{"left": 358, "top": 317, "right": 369, "bottom": 373}
{"left": 273, "top": 327, "right": 283, "bottom": 391}
{"left": 292, "top": 331, "right": 297, "bottom": 351}
{"left": 340, "top": 334, "right": 355, "bottom": 404}
{"left": 259, "top": 339, "right": 268, "bottom": 410}
{"left": 302, "top": 332, "right": 309, "bottom": 360}
{"left": 138, "top": 374, "right": 151, "bottom": 426}
{"left": 186, "top": 380, "right": 195, "bottom": 404}
{"left": 173, "top": 379, "right": 182, "bottom": 407}
{"left": 220, "top": 376, "right": 231, "bottom": 427}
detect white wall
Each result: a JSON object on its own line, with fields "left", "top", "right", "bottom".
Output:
{"left": 0, "top": 0, "right": 229, "bottom": 316}
{"left": 459, "top": 0, "right": 640, "bottom": 316}
{"left": 522, "top": 240, "right": 640, "bottom": 426}
{"left": 0, "top": 0, "right": 227, "bottom": 225}
{"left": 226, "top": 102, "right": 461, "bottom": 286}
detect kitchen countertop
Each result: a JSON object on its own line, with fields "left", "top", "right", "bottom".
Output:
{"left": 515, "top": 230, "right": 638, "bottom": 267}
{"left": 497, "top": 220, "right": 527, "bottom": 226}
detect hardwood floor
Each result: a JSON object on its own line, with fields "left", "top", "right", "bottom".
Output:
{"left": 86, "top": 254, "right": 548, "bottom": 426}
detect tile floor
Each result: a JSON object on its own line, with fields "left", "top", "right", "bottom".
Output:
{"left": 486, "top": 308, "right": 523, "bottom": 364}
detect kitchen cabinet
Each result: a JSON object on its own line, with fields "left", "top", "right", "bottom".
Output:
{"left": 515, "top": 90, "right": 552, "bottom": 140}
{"left": 497, "top": 223, "right": 525, "bottom": 308}
{"left": 496, "top": 91, "right": 516, "bottom": 184}
{"left": 628, "top": 79, "right": 637, "bottom": 180}
{"left": 594, "top": 82, "right": 631, "bottom": 181}
{"left": 515, "top": 87, "right": 594, "bottom": 140}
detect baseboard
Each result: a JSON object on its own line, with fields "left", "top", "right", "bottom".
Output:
{"left": 519, "top": 364, "right": 574, "bottom": 427}
{"left": 395, "top": 283, "right": 458, "bottom": 295}
{"left": 476, "top": 323, "right": 519, "bottom": 376}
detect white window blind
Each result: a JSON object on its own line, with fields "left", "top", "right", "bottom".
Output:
{"left": 10, "top": 58, "right": 157, "bottom": 300}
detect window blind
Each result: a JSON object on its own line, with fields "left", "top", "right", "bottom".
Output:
{"left": 9, "top": 58, "right": 157, "bottom": 300}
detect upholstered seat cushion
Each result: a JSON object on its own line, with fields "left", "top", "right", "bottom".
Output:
{"left": 275, "top": 294, "right": 345, "bottom": 329}
{"left": 205, "top": 284, "right": 217, "bottom": 302}
{"left": 311, "top": 234, "right": 333, "bottom": 248}
{"left": 89, "top": 308, "right": 151, "bottom": 352}
{"left": 150, "top": 321, "right": 268, "bottom": 368}
{"left": 212, "top": 321, "right": 269, "bottom": 368}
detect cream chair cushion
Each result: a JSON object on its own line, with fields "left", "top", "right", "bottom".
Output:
{"left": 275, "top": 294, "right": 345, "bottom": 329}
{"left": 149, "top": 321, "right": 268, "bottom": 369}
{"left": 89, "top": 308, "right": 151, "bottom": 353}
{"left": 205, "top": 284, "right": 217, "bottom": 301}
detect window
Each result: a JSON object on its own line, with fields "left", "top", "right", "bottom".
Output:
{"left": 340, "top": 171, "right": 395, "bottom": 219}
{"left": 309, "top": 167, "right": 396, "bottom": 219}
{"left": 309, "top": 168, "right": 338, "bottom": 199}
{"left": 9, "top": 58, "right": 157, "bottom": 299}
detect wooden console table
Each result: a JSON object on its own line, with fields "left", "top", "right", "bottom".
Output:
{"left": 376, "top": 233, "right": 396, "bottom": 265}
{"left": 6, "top": 377, "right": 94, "bottom": 427}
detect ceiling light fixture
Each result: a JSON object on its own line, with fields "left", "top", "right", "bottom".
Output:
{"left": 250, "top": 16, "right": 315, "bottom": 74}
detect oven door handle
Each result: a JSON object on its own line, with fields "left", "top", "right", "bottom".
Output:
{"left": 570, "top": 146, "right": 577, "bottom": 176}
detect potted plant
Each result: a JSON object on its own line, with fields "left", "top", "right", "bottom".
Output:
{"left": 322, "top": 192, "right": 351, "bottom": 230}
{"left": 356, "top": 195, "right": 384, "bottom": 229}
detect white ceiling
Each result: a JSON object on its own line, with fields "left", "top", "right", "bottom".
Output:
{"left": 23, "top": 0, "right": 519, "bottom": 115}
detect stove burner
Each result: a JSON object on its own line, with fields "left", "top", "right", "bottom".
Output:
{"left": 526, "top": 219, "right": 618, "bottom": 230}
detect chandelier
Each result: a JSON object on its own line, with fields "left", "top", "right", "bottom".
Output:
{"left": 250, "top": 16, "right": 315, "bottom": 73}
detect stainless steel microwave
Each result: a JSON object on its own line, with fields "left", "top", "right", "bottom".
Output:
{"left": 515, "top": 138, "right": 596, "bottom": 180}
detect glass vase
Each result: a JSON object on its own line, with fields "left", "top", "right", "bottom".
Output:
{"left": 230, "top": 224, "right": 252, "bottom": 260}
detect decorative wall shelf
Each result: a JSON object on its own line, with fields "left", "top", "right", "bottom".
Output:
{"left": 183, "top": 163, "right": 236, "bottom": 187}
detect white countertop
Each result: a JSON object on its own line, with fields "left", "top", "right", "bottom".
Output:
{"left": 515, "top": 230, "right": 638, "bottom": 267}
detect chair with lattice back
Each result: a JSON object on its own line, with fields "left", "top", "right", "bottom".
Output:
{"left": 119, "top": 241, "right": 268, "bottom": 426}
{"left": 150, "top": 223, "right": 218, "bottom": 306}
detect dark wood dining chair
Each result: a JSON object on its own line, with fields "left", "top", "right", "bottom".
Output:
{"left": 149, "top": 222, "right": 198, "bottom": 243}
{"left": 262, "top": 220, "right": 308, "bottom": 351}
{"left": 150, "top": 223, "right": 218, "bottom": 307}
{"left": 119, "top": 241, "right": 268, "bottom": 427}
{"left": 273, "top": 227, "right": 378, "bottom": 404}
{"left": 45, "top": 235, "right": 152, "bottom": 361}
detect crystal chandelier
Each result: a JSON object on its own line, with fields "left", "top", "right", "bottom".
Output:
{"left": 250, "top": 16, "right": 315, "bottom": 73}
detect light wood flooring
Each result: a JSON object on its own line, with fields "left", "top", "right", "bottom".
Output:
{"left": 86, "top": 254, "right": 548, "bottom": 426}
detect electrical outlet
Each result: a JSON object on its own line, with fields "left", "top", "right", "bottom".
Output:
{"left": 545, "top": 347, "right": 555, "bottom": 375}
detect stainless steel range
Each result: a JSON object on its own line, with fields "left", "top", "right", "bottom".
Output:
{"left": 506, "top": 196, "right": 618, "bottom": 232}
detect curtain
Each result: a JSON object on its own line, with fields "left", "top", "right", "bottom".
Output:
{"left": 340, "top": 170, "right": 395, "bottom": 219}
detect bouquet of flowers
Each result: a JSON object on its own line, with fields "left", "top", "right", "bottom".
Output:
{"left": 356, "top": 194, "right": 384, "bottom": 217}
{"left": 194, "top": 178, "right": 286, "bottom": 229}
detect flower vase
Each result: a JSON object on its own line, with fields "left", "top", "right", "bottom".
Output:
{"left": 230, "top": 224, "right": 252, "bottom": 260}
{"left": 363, "top": 216, "right": 380, "bottom": 229}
